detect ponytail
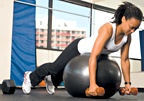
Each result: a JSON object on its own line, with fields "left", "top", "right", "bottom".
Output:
{"left": 112, "top": 2, "right": 143, "bottom": 25}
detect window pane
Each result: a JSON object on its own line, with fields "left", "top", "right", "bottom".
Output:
{"left": 36, "top": 0, "right": 48, "bottom": 7}
{"left": 92, "top": 10, "right": 113, "bottom": 35}
{"left": 51, "top": 0, "right": 91, "bottom": 50}
{"left": 36, "top": 0, "right": 49, "bottom": 48}
{"left": 53, "top": 0, "right": 90, "bottom": 16}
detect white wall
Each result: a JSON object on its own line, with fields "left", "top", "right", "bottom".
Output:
{"left": 121, "top": 72, "right": 144, "bottom": 88}
{"left": 36, "top": 49, "right": 61, "bottom": 66}
{"left": 0, "top": 0, "right": 14, "bottom": 83}
{"left": 36, "top": 50, "right": 142, "bottom": 72}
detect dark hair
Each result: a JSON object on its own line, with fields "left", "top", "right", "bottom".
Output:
{"left": 112, "top": 2, "right": 143, "bottom": 25}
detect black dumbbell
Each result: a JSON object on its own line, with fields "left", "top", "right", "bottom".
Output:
{"left": 2, "top": 79, "right": 16, "bottom": 94}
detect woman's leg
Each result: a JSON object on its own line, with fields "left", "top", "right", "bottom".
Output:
{"left": 30, "top": 38, "right": 81, "bottom": 86}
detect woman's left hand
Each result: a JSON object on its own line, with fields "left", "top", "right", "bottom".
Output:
{"left": 125, "top": 84, "right": 131, "bottom": 94}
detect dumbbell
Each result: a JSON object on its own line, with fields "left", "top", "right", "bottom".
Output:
{"left": 85, "top": 87, "right": 105, "bottom": 97}
{"left": 119, "top": 87, "right": 138, "bottom": 96}
{"left": 2, "top": 79, "right": 16, "bottom": 94}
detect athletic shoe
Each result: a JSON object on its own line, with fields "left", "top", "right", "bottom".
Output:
{"left": 45, "top": 75, "right": 55, "bottom": 94}
{"left": 22, "top": 71, "right": 32, "bottom": 94}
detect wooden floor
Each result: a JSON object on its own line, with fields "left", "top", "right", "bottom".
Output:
{"left": 0, "top": 88, "right": 144, "bottom": 101}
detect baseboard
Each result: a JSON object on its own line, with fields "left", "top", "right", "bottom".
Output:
{"left": 0, "top": 83, "right": 143, "bottom": 92}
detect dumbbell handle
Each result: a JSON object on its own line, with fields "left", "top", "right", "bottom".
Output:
{"left": 119, "top": 87, "right": 138, "bottom": 96}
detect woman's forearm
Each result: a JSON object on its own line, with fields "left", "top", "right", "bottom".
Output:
{"left": 121, "top": 59, "right": 131, "bottom": 82}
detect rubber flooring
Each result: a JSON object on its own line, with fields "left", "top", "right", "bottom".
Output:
{"left": 0, "top": 88, "right": 144, "bottom": 101}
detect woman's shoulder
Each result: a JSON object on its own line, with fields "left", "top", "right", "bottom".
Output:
{"left": 99, "top": 22, "right": 114, "bottom": 33}
{"left": 97, "top": 22, "right": 114, "bottom": 40}
{"left": 103, "top": 22, "right": 115, "bottom": 28}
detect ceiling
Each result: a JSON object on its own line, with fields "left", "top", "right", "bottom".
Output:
{"left": 82, "top": 0, "right": 144, "bottom": 14}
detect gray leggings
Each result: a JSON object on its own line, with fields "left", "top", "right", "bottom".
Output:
{"left": 30, "top": 38, "right": 81, "bottom": 87}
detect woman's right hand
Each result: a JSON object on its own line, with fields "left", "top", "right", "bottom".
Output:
{"left": 85, "top": 84, "right": 105, "bottom": 97}
{"left": 88, "top": 84, "right": 99, "bottom": 96}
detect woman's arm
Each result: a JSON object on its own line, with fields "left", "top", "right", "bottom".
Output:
{"left": 88, "top": 23, "right": 113, "bottom": 96}
{"left": 120, "top": 35, "right": 131, "bottom": 93}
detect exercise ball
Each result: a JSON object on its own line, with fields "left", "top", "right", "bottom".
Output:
{"left": 63, "top": 54, "right": 121, "bottom": 99}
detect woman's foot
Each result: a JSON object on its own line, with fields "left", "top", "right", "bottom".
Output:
{"left": 22, "top": 71, "right": 32, "bottom": 94}
{"left": 45, "top": 75, "right": 55, "bottom": 94}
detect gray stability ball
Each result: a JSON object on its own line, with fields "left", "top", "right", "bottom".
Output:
{"left": 63, "top": 54, "right": 121, "bottom": 99}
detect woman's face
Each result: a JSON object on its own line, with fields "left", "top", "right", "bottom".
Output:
{"left": 121, "top": 17, "right": 141, "bottom": 35}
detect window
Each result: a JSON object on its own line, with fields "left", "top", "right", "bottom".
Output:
{"left": 49, "top": 0, "right": 91, "bottom": 50}
{"left": 35, "top": 0, "right": 91, "bottom": 50}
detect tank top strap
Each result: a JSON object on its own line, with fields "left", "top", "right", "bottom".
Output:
{"left": 108, "top": 22, "right": 116, "bottom": 41}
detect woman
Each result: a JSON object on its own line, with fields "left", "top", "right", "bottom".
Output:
{"left": 22, "top": 2, "right": 143, "bottom": 96}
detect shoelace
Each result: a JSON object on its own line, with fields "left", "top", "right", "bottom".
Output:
{"left": 24, "top": 73, "right": 30, "bottom": 84}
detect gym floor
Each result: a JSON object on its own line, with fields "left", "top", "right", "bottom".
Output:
{"left": 0, "top": 87, "right": 144, "bottom": 101}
